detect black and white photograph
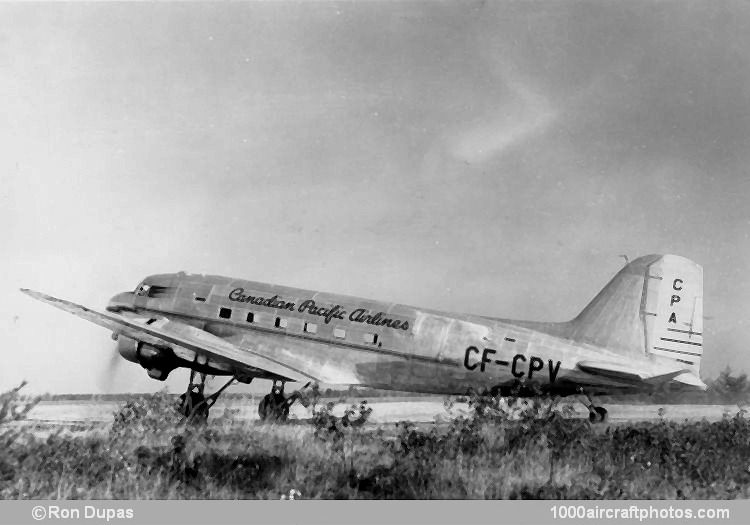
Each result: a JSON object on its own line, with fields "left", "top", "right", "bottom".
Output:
{"left": 1, "top": 0, "right": 749, "bottom": 518}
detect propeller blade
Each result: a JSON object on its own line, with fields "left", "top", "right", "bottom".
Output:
{"left": 98, "top": 342, "right": 125, "bottom": 393}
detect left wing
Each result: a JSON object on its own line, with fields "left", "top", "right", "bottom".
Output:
{"left": 20, "top": 289, "right": 319, "bottom": 383}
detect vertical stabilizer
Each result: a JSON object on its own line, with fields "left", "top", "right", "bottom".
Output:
{"left": 566, "top": 255, "right": 659, "bottom": 358}
{"left": 567, "top": 255, "right": 703, "bottom": 375}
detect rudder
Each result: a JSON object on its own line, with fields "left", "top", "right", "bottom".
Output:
{"left": 642, "top": 255, "right": 703, "bottom": 374}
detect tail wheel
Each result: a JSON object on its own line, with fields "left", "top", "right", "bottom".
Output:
{"left": 589, "top": 406, "right": 608, "bottom": 423}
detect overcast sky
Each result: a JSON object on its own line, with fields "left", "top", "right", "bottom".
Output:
{"left": 2, "top": 1, "right": 749, "bottom": 395}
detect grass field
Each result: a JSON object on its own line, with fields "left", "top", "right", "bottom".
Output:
{"left": 2, "top": 392, "right": 750, "bottom": 500}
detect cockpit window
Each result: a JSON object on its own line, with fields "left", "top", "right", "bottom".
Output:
{"left": 134, "top": 282, "right": 173, "bottom": 298}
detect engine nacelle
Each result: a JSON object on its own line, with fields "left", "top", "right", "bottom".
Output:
{"left": 116, "top": 336, "right": 178, "bottom": 380}
{"left": 116, "top": 335, "right": 140, "bottom": 363}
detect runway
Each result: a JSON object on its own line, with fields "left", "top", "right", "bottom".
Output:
{"left": 21, "top": 398, "right": 744, "bottom": 426}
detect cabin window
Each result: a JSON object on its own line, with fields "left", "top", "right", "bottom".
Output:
{"left": 219, "top": 307, "right": 232, "bottom": 319}
{"left": 246, "top": 312, "right": 255, "bottom": 323}
{"left": 304, "top": 322, "right": 317, "bottom": 334}
{"left": 364, "top": 333, "right": 378, "bottom": 344}
{"left": 275, "top": 317, "right": 288, "bottom": 329}
{"left": 333, "top": 328, "right": 346, "bottom": 339}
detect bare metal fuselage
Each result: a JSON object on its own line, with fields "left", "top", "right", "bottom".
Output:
{"left": 107, "top": 265, "right": 701, "bottom": 397}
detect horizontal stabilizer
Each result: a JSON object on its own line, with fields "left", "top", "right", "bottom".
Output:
{"left": 577, "top": 361, "right": 646, "bottom": 382}
{"left": 643, "top": 370, "right": 690, "bottom": 385}
{"left": 671, "top": 372, "right": 708, "bottom": 391}
{"left": 577, "top": 360, "right": 687, "bottom": 385}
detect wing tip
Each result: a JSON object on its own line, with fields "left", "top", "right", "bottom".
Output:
{"left": 20, "top": 289, "right": 59, "bottom": 304}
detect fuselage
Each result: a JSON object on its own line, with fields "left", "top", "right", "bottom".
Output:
{"left": 106, "top": 270, "right": 699, "bottom": 397}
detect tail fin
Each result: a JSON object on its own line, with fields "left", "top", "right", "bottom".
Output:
{"left": 642, "top": 255, "right": 703, "bottom": 375}
{"left": 567, "top": 254, "right": 703, "bottom": 375}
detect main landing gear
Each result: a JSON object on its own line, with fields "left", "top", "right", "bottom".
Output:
{"left": 579, "top": 387, "right": 608, "bottom": 423}
{"left": 178, "top": 369, "right": 240, "bottom": 422}
{"left": 177, "top": 371, "right": 309, "bottom": 424}
{"left": 258, "top": 380, "right": 311, "bottom": 423}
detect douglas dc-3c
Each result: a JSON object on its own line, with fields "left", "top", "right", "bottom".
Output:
{"left": 21, "top": 254, "right": 706, "bottom": 423}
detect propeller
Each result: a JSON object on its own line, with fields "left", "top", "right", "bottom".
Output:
{"left": 97, "top": 333, "right": 126, "bottom": 393}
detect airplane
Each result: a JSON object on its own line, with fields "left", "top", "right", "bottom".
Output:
{"left": 21, "top": 253, "right": 706, "bottom": 423}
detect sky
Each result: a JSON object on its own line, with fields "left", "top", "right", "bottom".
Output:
{"left": 1, "top": 1, "right": 749, "bottom": 395}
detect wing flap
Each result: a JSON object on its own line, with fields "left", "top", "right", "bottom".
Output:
{"left": 20, "top": 289, "right": 314, "bottom": 383}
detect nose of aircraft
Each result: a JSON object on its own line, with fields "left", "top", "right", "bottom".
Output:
{"left": 106, "top": 291, "right": 135, "bottom": 312}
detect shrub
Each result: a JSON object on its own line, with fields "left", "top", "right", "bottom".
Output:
{"left": 3, "top": 391, "right": 750, "bottom": 499}
{"left": 109, "top": 390, "right": 185, "bottom": 441}
{"left": 0, "top": 381, "right": 40, "bottom": 424}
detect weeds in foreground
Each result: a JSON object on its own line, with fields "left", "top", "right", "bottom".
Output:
{"left": 2, "top": 391, "right": 750, "bottom": 499}
{"left": 0, "top": 381, "right": 40, "bottom": 424}
{"left": 310, "top": 400, "right": 374, "bottom": 488}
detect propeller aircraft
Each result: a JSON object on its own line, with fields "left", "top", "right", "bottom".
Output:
{"left": 21, "top": 253, "right": 706, "bottom": 422}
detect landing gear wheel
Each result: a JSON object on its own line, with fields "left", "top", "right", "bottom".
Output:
{"left": 579, "top": 387, "right": 608, "bottom": 424}
{"left": 178, "top": 368, "right": 239, "bottom": 423}
{"left": 258, "top": 394, "right": 272, "bottom": 420}
{"left": 588, "top": 406, "right": 608, "bottom": 423}
{"left": 178, "top": 391, "right": 209, "bottom": 422}
{"left": 258, "top": 392, "right": 289, "bottom": 422}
